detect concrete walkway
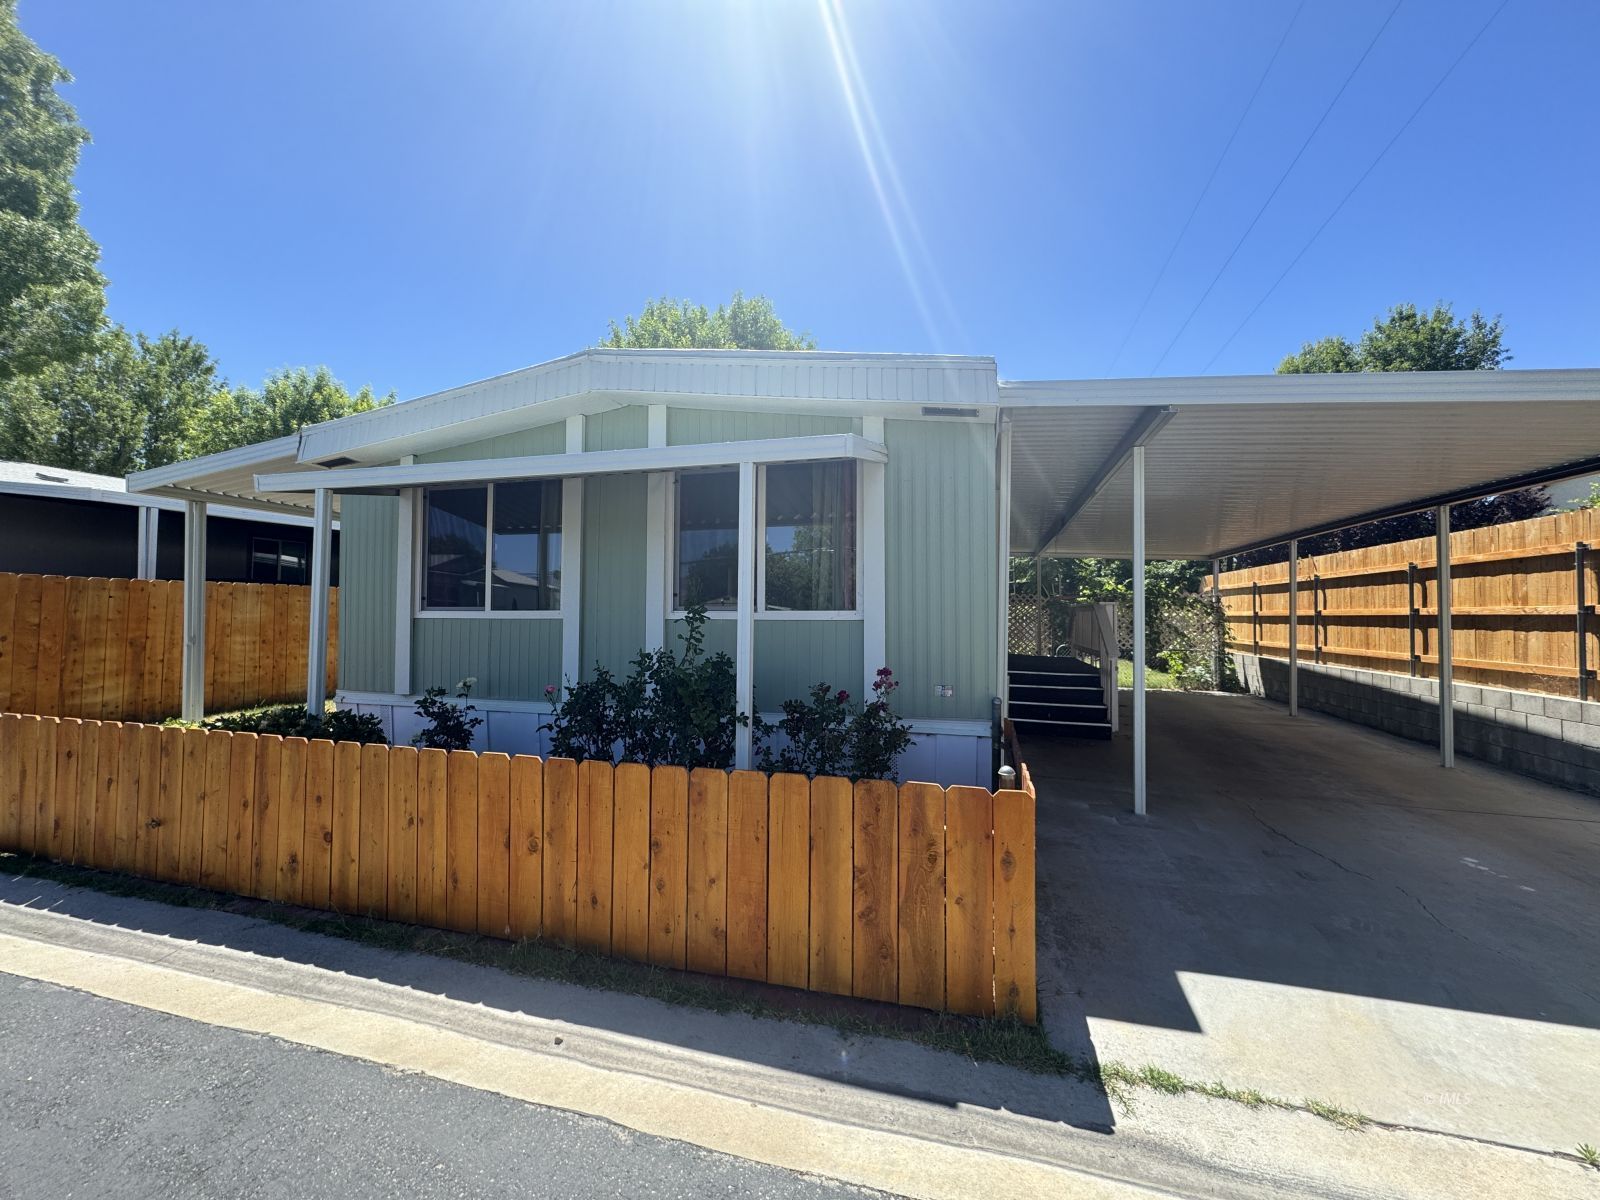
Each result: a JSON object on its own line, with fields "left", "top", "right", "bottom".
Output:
{"left": 1028, "top": 690, "right": 1600, "bottom": 1155}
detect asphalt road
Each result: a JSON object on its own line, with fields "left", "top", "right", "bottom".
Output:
{"left": 0, "top": 972, "right": 888, "bottom": 1200}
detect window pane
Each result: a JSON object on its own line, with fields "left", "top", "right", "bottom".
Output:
{"left": 764, "top": 462, "right": 856, "bottom": 611}
{"left": 278, "top": 542, "right": 308, "bottom": 585}
{"left": 675, "top": 469, "right": 740, "bottom": 610}
{"left": 492, "top": 480, "right": 562, "bottom": 611}
{"left": 424, "top": 487, "right": 487, "bottom": 609}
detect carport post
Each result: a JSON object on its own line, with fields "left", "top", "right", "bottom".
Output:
{"left": 1287, "top": 538, "right": 1299, "bottom": 717}
{"left": 1436, "top": 505, "right": 1455, "bottom": 768}
{"left": 306, "top": 487, "right": 333, "bottom": 717}
{"left": 180, "top": 500, "right": 207, "bottom": 722}
{"left": 1132, "top": 444, "right": 1147, "bottom": 816}
{"left": 1211, "top": 556, "right": 1223, "bottom": 689}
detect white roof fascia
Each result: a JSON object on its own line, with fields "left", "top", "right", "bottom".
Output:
{"left": 0, "top": 479, "right": 323, "bottom": 528}
{"left": 998, "top": 367, "right": 1600, "bottom": 409}
{"left": 294, "top": 348, "right": 997, "bottom": 466}
{"left": 126, "top": 434, "right": 303, "bottom": 494}
{"left": 258, "top": 433, "right": 888, "bottom": 494}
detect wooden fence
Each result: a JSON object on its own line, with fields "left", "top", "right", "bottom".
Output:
{"left": 0, "top": 714, "right": 1038, "bottom": 1022}
{"left": 1214, "top": 507, "right": 1599, "bottom": 700}
{"left": 0, "top": 573, "right": 337, "bottom": 721}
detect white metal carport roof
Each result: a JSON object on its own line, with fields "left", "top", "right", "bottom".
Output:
{"left": 1005, "top": 368, "right": 1600, "bottom": 561}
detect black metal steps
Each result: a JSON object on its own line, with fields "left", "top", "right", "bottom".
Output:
{"left": 1007, "top": 653, "right": 1113, "bottom": 740}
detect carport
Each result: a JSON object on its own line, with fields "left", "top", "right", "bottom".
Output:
{"left": 1000, "top": 367, "right": 1600, "bottom": 814}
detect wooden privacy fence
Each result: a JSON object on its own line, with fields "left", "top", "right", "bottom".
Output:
{"left": 0, "top": 714, "right": 1038, "bottom": 1022}
{"left": 1213, "top": 507, "right": 1599, "bottom": 700}
{"left": 0, "top": 573, "right": 338, "bottom": 721}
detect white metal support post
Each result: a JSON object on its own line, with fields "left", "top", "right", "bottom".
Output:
{"left": 136, "top": 507, "right": 160, "bottom": 579}
{"left": 393, "top": 488, "right": 414, "bottom": 696}
{"left": 180, "top": 500, "right": 207, "bottom": 722}
{"left": 306, "top": 488, "right": 333, "bottom": 715}
{"left": 1132, "top": 444, "right": 1147, "bottom": 817}
{"left": 734, "top": 461, "right": 757, "bottom": 769}
{"left": 1210, "top": 556, "right": 1223, "bottom": 689}
{"left": 861, "top": 415, "right": 887, "bottom": 701}
{"left": 1436, "top": 504, "right": 1455, "bottom": 768}
{"left": 643, "top": 405, "right": 668, "bottom": 653}
{"left": 560, "top": 416, "right": 585, "bottom": 687}
{"left": 996, "top": 418, "right": 1013, "bottom": 715}
{"left": 1287, "top": 537, "right": 1299, "bottom": 716}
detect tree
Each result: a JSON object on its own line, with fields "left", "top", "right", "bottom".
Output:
{"left": 601, "top": 291, "right": 815, "bottom": 351}
{"left": 0, "top": 326, "right": 216, "bottom": 474}
{"left": 190, "top": 366, "right": 393, "bottom": 458}
{"left": 1277, "top": 302, "right": 1508, "bottom": 374}
{"left": 0, "top": 0, "right": 105, "bottom": 382}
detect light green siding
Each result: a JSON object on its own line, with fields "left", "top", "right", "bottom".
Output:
{"left": 754, "top": 621, "right": 863, "bottom": 710}
{"left": 668, "top": 408, "right": 855, "bottom": 444}
{"left": 415, "top": 422, "right": 565, "bottom": 464}
{"left": 664, "top": 615, "right": 735, "bottom": 661}
{"left": 885, "top": 420, "right": 998, "bottom": 722}
{"left": 586, "top": 406, "right": 648, "bottom": 451}
{"left": 412, "top": 618, "right": 562, "bottom": 700}
{"left": 337, "top": 494, "right": 397, "bottom": 693}
{"left": 580, "top": 474, "right": 646, "bottom": 678}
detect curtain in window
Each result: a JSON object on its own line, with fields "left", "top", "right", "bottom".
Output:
{"left": 764, "top": 462, "right": 856, "bottom": 611}
{"left": 675, "top": 469, "right": 740, "bottom": 609}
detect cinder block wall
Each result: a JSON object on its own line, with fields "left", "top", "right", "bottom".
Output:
{"left": 1232, "top": 653, "right": 1600, "bottom": 798}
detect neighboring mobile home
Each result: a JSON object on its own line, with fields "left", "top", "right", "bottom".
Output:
{"left": 127, "top": 350, "right": 1600, "bottom": 797}
{"left": 0, "top": 459, "right": 339, "bottom": 584}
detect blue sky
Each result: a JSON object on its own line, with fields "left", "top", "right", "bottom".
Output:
{"left": 23, "top": 0, "right": 1600, "bottom": 399}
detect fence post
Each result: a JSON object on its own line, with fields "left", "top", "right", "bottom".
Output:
{"left": 1406, "top": 562, "right": 1419, "bottom": 677}
{"left": 1578, "top": 542, "right": 1592, "bottom": 703}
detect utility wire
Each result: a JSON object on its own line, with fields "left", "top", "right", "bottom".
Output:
{"left": 1199, "top": 0, "right": 1511, "bottom": 375}
{"left": 1106, "top": 0, "right": 1307, "bottom": 375}
{"left": 1147, "top": 0, "right": 1404, "bottom": 374}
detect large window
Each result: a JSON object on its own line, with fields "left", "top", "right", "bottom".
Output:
{"left": 671, "top": 462, "right": 858, "bottom": 614}
{"left": 422, "top": 481, "right": 562, "bottom": 613}
{"left": 763, "top": 461, "right": 856, "bottom": 612}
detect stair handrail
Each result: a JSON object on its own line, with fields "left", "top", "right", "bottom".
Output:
{"left": 1064, "top": 602, "right": 1120, "bottom": 733}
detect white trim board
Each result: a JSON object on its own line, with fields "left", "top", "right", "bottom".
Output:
{"left": 256, "top": 434, "right": 887, "bottom": 495}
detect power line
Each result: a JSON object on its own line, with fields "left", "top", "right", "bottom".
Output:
{"left": 1199, "top": 0, "right": 1510, "bottom": 375}
{"left": 1147, "top": 0, "right": 1404, "bottom": 375}
{"left": 1106, "top": 0, "right": 1307, "bottom": 374}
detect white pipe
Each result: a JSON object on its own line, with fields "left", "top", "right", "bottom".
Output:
{"left": 1436, "top": 505, "right": 1455, "bottom": 768}
{"left": 306, "top": 488, "right": 333, "bottom": 715}
{"left": 1288, "top": 537, "right": 1299, "bottom": 717}
{"left": 734, "top": 461, "right": 757, "bottom": 769}
{"left": 180, "top": 500, "right": 207, "bottom": 722}
{"left": 1132, "top": 444, "right": 1147, "bottom": 816}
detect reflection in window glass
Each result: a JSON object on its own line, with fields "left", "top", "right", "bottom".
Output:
{"left": 424, "top": 487, "right": 487, "bottom": 609}
{"left": 250, "top": 537, "right": 309, "bottom": 584}
{"left": 675, "top": 470, "right": 740, "bottom": 609}
{"left": 491, "top": 480, "right": 562, "bottom": 611}
{"left": 764, "top": 462, "right": 856, "bottom": 611}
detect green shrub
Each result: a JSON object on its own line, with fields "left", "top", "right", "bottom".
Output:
{"left": 412, "top": 679, "right": 485, "bottom": 751}
{"left": 201, "top": 703, "right": 388, "bottom": 745}
{"left": 544, "top": 606, "right": 743, "bottom": 769}
{"left": 754, "top": 667, "right": 914, "bottom": 781}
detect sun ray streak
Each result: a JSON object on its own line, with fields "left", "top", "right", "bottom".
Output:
{"left": 816, "top": 0, "right": 957, "bottom": 347}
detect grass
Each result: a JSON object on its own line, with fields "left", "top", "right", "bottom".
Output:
{"left": 2, "top": 849, "right": 1374, "bottom": 1131}
{"left": 1116, "top": 659, "right": 1178, "bottom": 690}
{"left": 1577, "top": 1143, "right": 1600, "bottom": 1169}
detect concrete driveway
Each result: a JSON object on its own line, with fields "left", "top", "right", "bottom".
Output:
{"left": 1028, "top": 690, "right": 1600, "bottom": 1156}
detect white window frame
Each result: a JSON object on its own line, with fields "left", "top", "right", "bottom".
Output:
{"left": 415, "top": 481, "right": 563, "bottom": 620}
{"left": 666, "top": 460, "right": 863, "bottom": 623}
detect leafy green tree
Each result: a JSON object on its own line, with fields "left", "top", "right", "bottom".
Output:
{"left": 601, "top": 291, "right": 815, "bottom": 351}
{"left": 1277, "top": 302, "right": 1508, "bottom": 374}
{"left": 191, "top": 366, "right": 393, "bottom": 457}
{"left": 0, "top": 0, "right": 105, "bottom": 382}
{"left": 0, "top": 326, "right": 216, "bottom": 473}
